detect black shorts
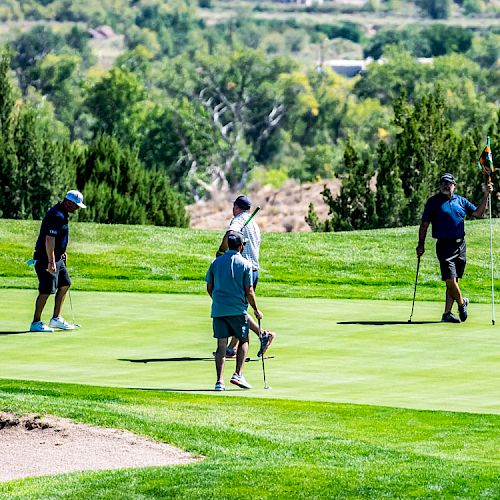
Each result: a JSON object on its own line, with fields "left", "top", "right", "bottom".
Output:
{"left": 436, "top": 239, "right": 466, "bottom": 281}
{"left": 35, "top": 259, "right": 72, "bottom": 294}
{"left": 213, "top": 315, "right": 249, "bottom": 341}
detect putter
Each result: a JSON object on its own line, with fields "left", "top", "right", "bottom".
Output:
{"left": 408, "top": 256, "right": 421, "bottom": 323}
{"left": 68, "top": 289, "right": 81, "bottom": 328}
{"left": 258, "top": 319, "right": 271, "bottom": 389}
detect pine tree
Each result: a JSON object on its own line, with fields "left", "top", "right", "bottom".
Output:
{"left": 325, "top": 141, "right": 376, "bottom": 231}
{"left": 0, "top": 49, "right": 19, "bottom": 218}
{"left": 374, "top": 141, "right": 406, "bottom": 228}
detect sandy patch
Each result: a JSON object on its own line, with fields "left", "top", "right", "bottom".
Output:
{"left": 0, "top": 412, "right": 197, "bottom": 482}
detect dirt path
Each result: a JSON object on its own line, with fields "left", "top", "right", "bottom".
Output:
{"left": 0, "top": 412, "right": 197, "bottom": 482}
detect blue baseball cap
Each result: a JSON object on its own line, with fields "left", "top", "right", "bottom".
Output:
{"left": 233, "top": 195, "right": 252, "bottom": 210}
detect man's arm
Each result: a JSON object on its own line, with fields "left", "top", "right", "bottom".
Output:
{"left": 416, "top": 221, "right": 430, "bottom": 257}
{"left": 245, "top": 285, "right": 263, "bottom": 320}
{"left": 471, "top": 183, "right": 494, "bottom": 218}
{"left": 206, "top": 283, "right": 213, "bottom": 297}
{"left": 216, "top": 232, "right": 229, "bottom": 257}
{"left": 45, "top": 235, "right": 56, "bottom": 273}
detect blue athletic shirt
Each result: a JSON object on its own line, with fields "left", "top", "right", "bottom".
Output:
{"left": 34, "top": 202, "right": 69, "bottom": 262}
{"left": 205, "top": 250, "right": 253, "bottom": 317}
{"left": 422, "top": 193, "right": 476, "bottom": 240}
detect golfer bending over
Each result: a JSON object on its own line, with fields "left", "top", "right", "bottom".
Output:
{"left": 30, "top": 190, "right": 86, "bottom": 332}
{"left": 217, "top": 195, "right": 275, "bottom": 358}
{"left": 417, "top": 173, "right": 492, "bottom": 323}
{"left": 206, "top": 230, "right": 263, "bottom": 391}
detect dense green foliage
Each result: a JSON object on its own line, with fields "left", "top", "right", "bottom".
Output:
{"left": 1, "top": 218, "right": 499, "bottom": 303}
{"left": 0, "top": 380, "right": 498, "bottom": 497}
{"left": 309, "top": 91, "right": 500, "bottom": 231}
{"left": 1, "top": 0, "right": 498, "bottom": 226}
{"left": 0, "top": 50, "right": 188, "bottom": 227}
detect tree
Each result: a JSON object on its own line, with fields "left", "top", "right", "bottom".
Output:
{"left": 308, "top": 142, "right": 376, "bottom": 232}
{"left": 76, "top": 134, "right": 188, "bottom": 227}
{"left": 373, "top": 140, "right": 405, "bottom": 228}
{"left": 415, "top": 0, "right": 452, "bottom": 19}
{"left": 162, "top": 49, "right": 298, "bottom": 195}
{"left": 0, "top": 49, "right": 19, "bottom": 218}
{"left": 10, "top": 25, "right": 65, "bottom": 92}
{"left": 83, "top": 67, "right": 147, "bottom": 146}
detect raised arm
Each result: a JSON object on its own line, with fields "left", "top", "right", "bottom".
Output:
{"left": 471, "top": 183, "right": 494, "bottom": 218}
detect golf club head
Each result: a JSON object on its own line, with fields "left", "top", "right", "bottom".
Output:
{"left": 264, "top": 385, "right": 271, "bottom": 390}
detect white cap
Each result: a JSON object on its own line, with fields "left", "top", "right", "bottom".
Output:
{"left": 65, "top": 190, "right": 86, "bottom": 208}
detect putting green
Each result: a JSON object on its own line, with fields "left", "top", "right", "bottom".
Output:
{"left": 1, "top": 289, "right": 498, "bottom": 414}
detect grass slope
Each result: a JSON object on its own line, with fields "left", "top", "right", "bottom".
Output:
{"left": 1, "top": 218, "right": 499, "bottom": 302}
{"left": 0, "top": 380, "right": 499, "bottom": 498}
{"left": 1, "top": 289, "right": 499, "bottom": 414}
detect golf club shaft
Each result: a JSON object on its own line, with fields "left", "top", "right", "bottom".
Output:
{"left": 243, "top": 206, "right": 260, "bottom": 227}
{"left": 488, "top": 193, "right": 495, "bottom": 325}
{"left": 409, "top": 256, "right": 420, "bottom": 322}
{"left": 69, "top": 288, "right": 75, "bottom": 326}
{"left": 258, "top": 318, "right": 268, "bottom": 388}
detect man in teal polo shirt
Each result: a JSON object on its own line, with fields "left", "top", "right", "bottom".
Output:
{"left": 206, "top": 230, "right": 263, "bottom": 391}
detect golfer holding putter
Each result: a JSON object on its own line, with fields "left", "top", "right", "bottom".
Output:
{"left": 417, "top": 173, "right": 493, "bottom": 323}
{"left": 206, "top": 230, "right": 263, "bottom": 391}
{"left": 217, "top": 195, "right": 275, "bottom": 357}
{"left": 30, "top": 190, "right": 86, "bottom": 332}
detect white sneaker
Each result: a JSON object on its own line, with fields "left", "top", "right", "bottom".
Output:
{"left": 30, "top": 321, "right": 54, "bottom": 333}
{"left": 49, "top": 317, "right": 76, "bottom": 330}
{"left": 230, "top": 373, "right": 252, "bottom": 389}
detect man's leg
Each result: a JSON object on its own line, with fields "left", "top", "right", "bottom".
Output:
{"left": 445, "top": 278, "right": 462, "bottom": 313}
{"left": 235, "top": 338, "right": 249, "bottom": 376}
{"left": 215, "top": 337, "right": 228, "bottom": 384}
{"left": 33, "top": 294, "right": 50, "bottom": 322}
{"left": 53, "top": 285, "right": 70, "bottom": 318}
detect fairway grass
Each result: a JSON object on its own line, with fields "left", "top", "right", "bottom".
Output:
{"left": 1, "top": 289, "right": 499, "bottom": 414}
{"left": 1, "top": 218, "right": 499, "bottom": 302}
{"left": 0, "top": 380, "right": 499, "bottom": 498}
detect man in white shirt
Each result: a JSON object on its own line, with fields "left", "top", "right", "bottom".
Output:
{"left": 216, "top": 195, "right": 275, "bottom": 357}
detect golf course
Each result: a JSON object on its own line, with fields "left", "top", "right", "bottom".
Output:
{"left": 1, "top": 218, "right": 499, "bottom": 497}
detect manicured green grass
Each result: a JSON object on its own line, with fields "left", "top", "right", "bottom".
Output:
{"left": 1, "top": 218, "right": 499, "bottom": 302}
{"left": 0, "top": 380, "right": 499, "bottom": 498}
{"left": 2, "top": 289, "right": 499, "bottom": 414}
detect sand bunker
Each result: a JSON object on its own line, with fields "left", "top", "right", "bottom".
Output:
{"left": 0, "top": 412, "right": 197, "bottom": 482}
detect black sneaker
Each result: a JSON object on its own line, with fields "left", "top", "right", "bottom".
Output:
{"left": 441, "top": 312, "right": 461, "bottom": 323}
{"left": 458, "top": 297, "right": 469, "bottom": 322}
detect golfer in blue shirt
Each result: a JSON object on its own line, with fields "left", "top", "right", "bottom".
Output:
{"left": 417, "top": 173, "right": 492, "bottom": 323}
{"left": 206, "top": 230, "right": 263, "bottom": 391}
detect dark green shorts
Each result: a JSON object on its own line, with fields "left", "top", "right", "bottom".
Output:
{"left": 212, "top": 315, "right": 249, "bottom": 341}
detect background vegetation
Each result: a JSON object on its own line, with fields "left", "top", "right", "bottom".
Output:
{"left": 0, "top": 0, "right": 498, "bottom": 227}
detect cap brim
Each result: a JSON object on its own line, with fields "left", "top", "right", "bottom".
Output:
{"left": 76, "top": 202, "right": 86, "bottom": 208}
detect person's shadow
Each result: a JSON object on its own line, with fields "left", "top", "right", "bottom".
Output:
{"left": 337, "top": 321, "right": 440, "bottom": 325}
{"left": 0, "top": 331, "right": 30, "bottom": 335}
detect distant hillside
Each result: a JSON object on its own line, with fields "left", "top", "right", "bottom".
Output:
{"left": 187, "top": 180, "right": 339, "bottom": 232}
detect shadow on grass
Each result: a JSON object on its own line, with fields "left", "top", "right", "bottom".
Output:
{"left": 0, "top": 330, "right": 30, "bottom": 335}
{"left": 119, "top": 356, "right": 275, "bottom": 363}
{"left": 133, "top": 387, "right": 241, "bottom": 393}
{"left": 337, "top": 321, "right": 441, "bottom": 325}
{"left": 119, "top": 357, "right": 213, "bottom": 363}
